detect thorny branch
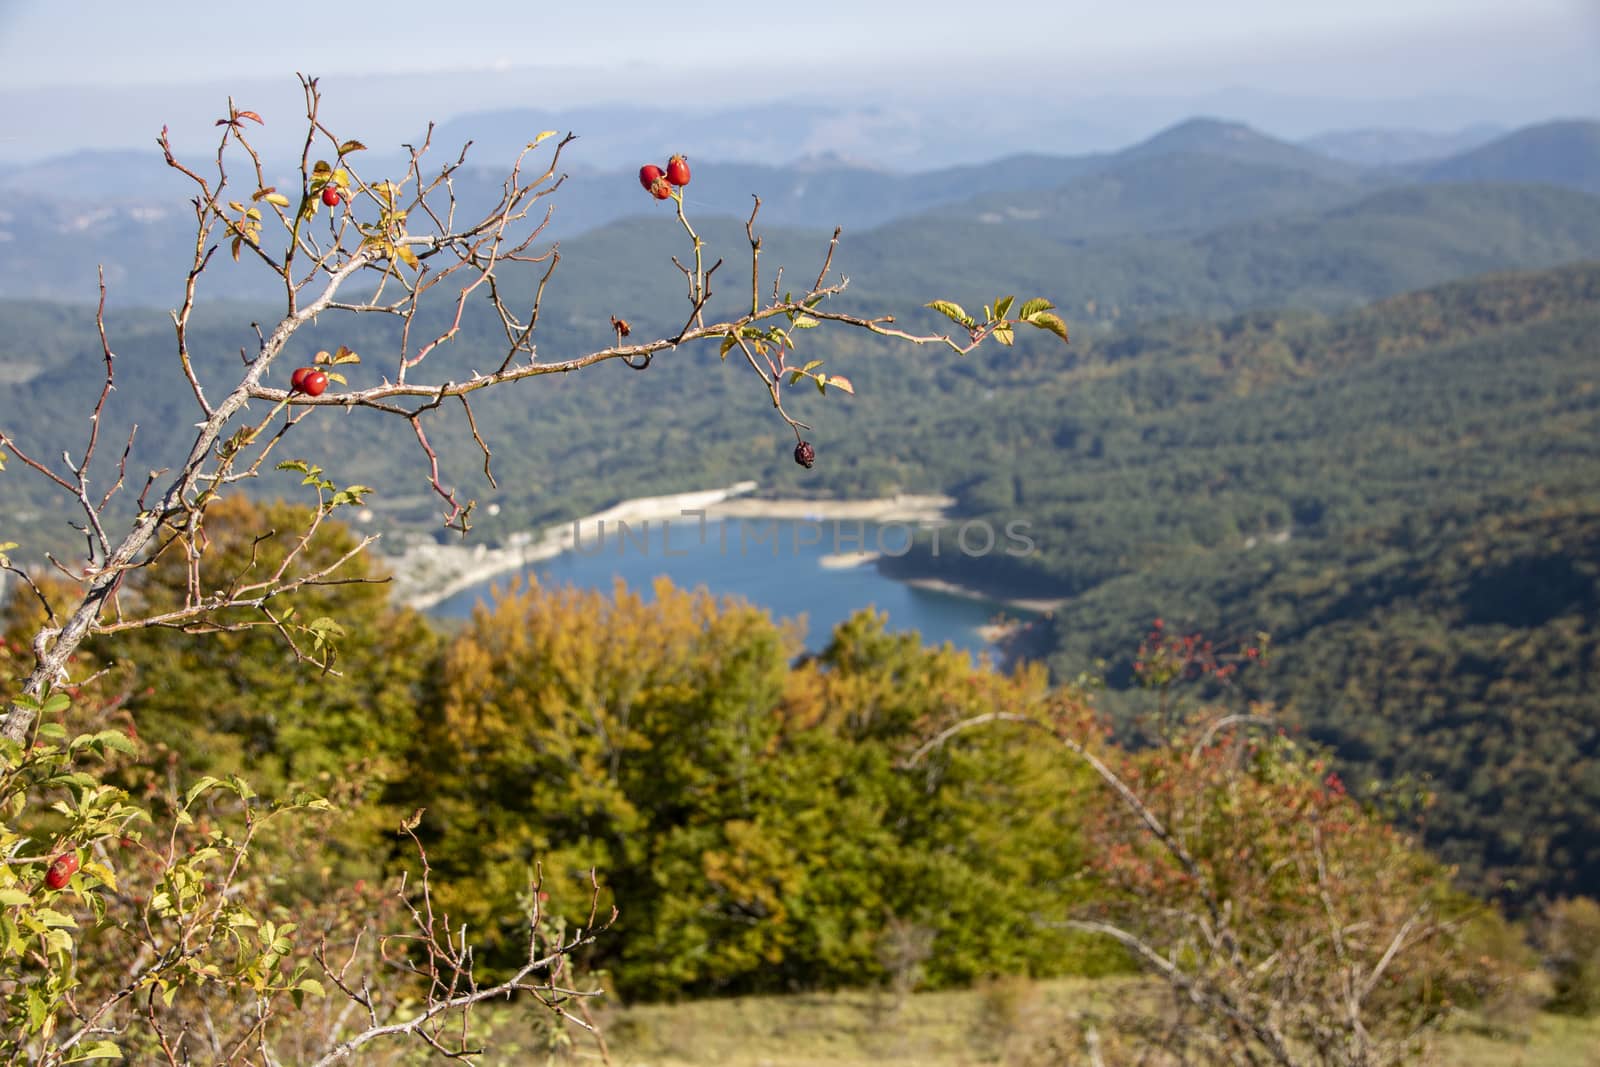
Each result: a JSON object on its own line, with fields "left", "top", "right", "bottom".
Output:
{"left": 309, "top": 824, "right": 615, "bottom": 1065}
{"left": 1, "top": 70, "right": 1055, "bottom": 759}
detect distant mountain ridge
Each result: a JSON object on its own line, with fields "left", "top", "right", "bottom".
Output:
{"left": 4, "top": 116, "right": 1597, "bottom": 242}
{"left": 4, "top": 117, "right": 1600, "bottom": 312}
{"left": 1300, "top": 123, "right": 1506, "bottom": 166}
{"left": 928, "top": 151, "right": 1368, "bottom": 240}
{"left": 1417, "top": 119, "right": 1600, "bottom": 194}
{"left": 846, "top": 181, "right": 1600, "bottom": 325}
{"left": 1116, "top": 117, "right": 1360, "bottom": 180}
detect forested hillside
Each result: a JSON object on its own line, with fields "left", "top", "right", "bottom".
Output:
{"left": 881, "top": 262, "right": 1600, "bottom": 906}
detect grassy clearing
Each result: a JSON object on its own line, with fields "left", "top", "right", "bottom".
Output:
{"left": 1439, "top": 1012, "right": 1600, "bottom": 1067}
{"left": 592, "top": 976, "right": 1123, "bottom": 1066}
{"left": 466, "top": 977, "right": 1600, "bottom": 1066}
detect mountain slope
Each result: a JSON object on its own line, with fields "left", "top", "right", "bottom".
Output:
{"left": 1114, "top": 117, "right": 1357, "bottom": 180}
{"left": 854, "top": 181, "right": 1600, "bottom": 321}
{"left": 1420, "top": 119, "right": 1600, "bottom": 194}
{"left": 928, "top": 151, "right": 1369, "bottom": 239}
{"left": 1300, "top": 123, "right": 1505, "bottom": 167}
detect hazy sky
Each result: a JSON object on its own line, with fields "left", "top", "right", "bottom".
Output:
{"left": 0, "top": 0, "right": 1595, "bottom": 163}
{"left": 0, "top": 0, "right": 1594, "bottom": 88}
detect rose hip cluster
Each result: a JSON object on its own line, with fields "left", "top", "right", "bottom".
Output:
{"left": 289, "top": 365, "right": 328, "bottom": 397}
{"left": 635, "top": 155, "right": 819, "bottom": 471}
{"left": 639, "top": 154, "right": 691, "bottom": 200}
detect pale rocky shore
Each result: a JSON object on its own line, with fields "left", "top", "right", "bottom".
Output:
{"left": 381, "top": 485, "right": 962, "bottom": 612}
{"left": 707, "top": 493, "right": 954, "bottom": 524}
{"left": 903, "top": 576, "right": 1067, "bottom": 615}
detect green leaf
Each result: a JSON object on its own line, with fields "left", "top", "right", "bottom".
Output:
{"left": 993, "top": 296, "right": 1015, "bottom": 321}
{"left": 94, "top": 729, "right": 137, "bottom": 755}
{"left": 529, "top": 130, "right": 558, "bottom": 148}
{"left": 826, "top": 375, "right": 855, "bottom": 395}
{"left": 337, "top": 140, "right": 367, "bottom": 155}
{"left": 1018, "top": 298, "right": 1054, "bottom": 319}
{"left": 925, "top": 300, "right": 974, "bottom": 328}
{"left": 41, "top": 693, "right": 71, "bottom": 715}
{"left": 185, "top": 776, "right": 223, "bottom": 809}
{"left": 792, "top": 315, "right": 820, "bottom": 329}
{"left": 1025, "top": 311, "right": 1070, "bottom": 343}
{"left": 993, "top": 326, "right": 1014, "bottom": 347}
{"left": 801, "top": 360, "right": 824, "bottom": 373}
{"left": 330, "top": 486, "right": 372, "bottom": 507}
{"left": 64, "top": 1039, "right": 122, "bottom": 1061}
{"left": 0, "top": 888, "right": 30, "bottom": 906}
{"left": 36, "top": 908, "right": 76, "bottom": 928}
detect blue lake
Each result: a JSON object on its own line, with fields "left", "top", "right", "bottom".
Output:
{"left": 427, "top": 517, "right": 1027, "bottom": 659}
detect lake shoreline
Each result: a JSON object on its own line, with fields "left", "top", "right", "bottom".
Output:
{"left": 900, "top": 576, "right": 1067, "bottom": 616}
{"left": 383, "top": 485, "right": 961, "bottom": 612}
{"left": 383, "top": 485, "right": 1064, "bottom": 634}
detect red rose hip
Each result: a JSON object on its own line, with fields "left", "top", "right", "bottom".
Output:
{"left": 290, "top": 366, "right": 312, "bottom": 391}
{"left": 44, "top": 852, "right": 79, "bottom": 890}
{"left": 648, "top": 176, "right": 674, "bottom": 201}
{"left": 639, "top": 164, "right": 664, "bottom": 192}
{"left": 665, "top": 154, "right": 690, "bottom": 187}
{"left": 794, "top": 441, "right": 816, "bottom": 468}
{"left": 299, "top": 369, "right": 329, "bottom": 397}
{"left": 321, "top": 186, "right": 341, "bottom": 207}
